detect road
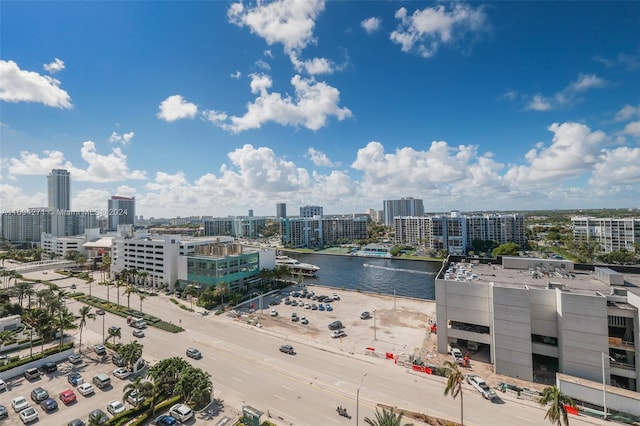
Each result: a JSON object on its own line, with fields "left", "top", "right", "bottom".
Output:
{"left": 13, "top": 269, "right": 615, "bottom": 426}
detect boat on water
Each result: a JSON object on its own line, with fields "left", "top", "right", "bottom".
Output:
{"left": 276, "top": 255, "right": 320, "bottom": 277}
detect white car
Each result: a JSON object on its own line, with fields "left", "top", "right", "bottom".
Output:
{"left": 300, "top": 316, "right": 309, "bottom": 324}
{"left": 19, "top": 406, "right": 38, "bottom": 424}
{"left": 11, "top": 396, "right": 29, "bottom": 412}
{"left": 68, "top": 354, "right": 83, "bottom": 364}
{"left": 169, "top": 403, "right": 194, "bottom": 422}
{"left": 113, "top": 367, "right": 131, "bottom": 379}
{"left": 270, "top": 309, "right": 278, "bottom": 317}
{"left": 77, "top": 383, "right": 95, "bottom": 396}
{"left": 466, "top": 375, "right": 497, "bottom": 400}
{"left": 107, "top": 399, "right": 126, "bottom": 415}
{"left": 331, "top": 329, "right": 346, "bottom": 338}
{"left": 0, "top": 379, "right": 6, "bottom": 391}
{"left": 451, "top": 348, "right": 464, "bottom": 365}
{"left": 133, "top": 329, "right": 145, "bottom": 338}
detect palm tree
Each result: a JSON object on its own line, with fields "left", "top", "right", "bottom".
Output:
{"left": 364, "top": 408, "right": 413, "bottom": 426}
{"left": 443, "top": 360, "right": 465, "bottom": 426}
{"left": 123, "top": 376, "right": 153, "bottom": 407}
{"left": 124, "top": 285, "right": 137, "bottom": 309}
{"left": 78, "top": 306, "right": 96, "bottom": 353}
{"left": 539, "top": 385, "right": 576, "bottom": 426}
{"left": 115, "top": 279, "right": 124, "bottom": 306}
{"left": 214, "top": 282, "right": 229, "bottom": 307}
{"left": 174, "top": 366, "right": 213, "bottom": 408}
{"left": 107, "top": 325, "right": 121, "bottom": 345}
{"left": 53, "top": 305, "right": 77, "bottom": 350}
{"left": 118, "top": 340, "right": 143, "bottom": 371}
{"left": 0, "top": 330, "right": 14, "bottom": 351}
{"left": 137, "top": 292, "right": 147, "bottom": 313}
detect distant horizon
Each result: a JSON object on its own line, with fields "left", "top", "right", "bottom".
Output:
{"left": 2, "top": 1, "right": 639, "bottom": 217}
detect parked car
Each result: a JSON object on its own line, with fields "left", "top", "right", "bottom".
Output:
{"left": 467, "top": 375, "right": 497, "bottom": 400}
{"left": 67, "top": 419, "right": 85, "bottom": 426}
{"left": 332, "top": 293, "right": 340, "bottom": 300}
{"left": 133, "top": 329, "right": 145, "bottom": 338}
{"left": 107, "top": 400, "right": 126, "bottom": 415}
{"left": 300, "top": 316, "right": 309, "bottom": 325}
{"left": 325, "top": 304, "right": 333, "bottom": 311}
{"left": 40, "top": 361, "right": 57, "bottom": 373}
{"left": 23, "top": 368, "right": 41, "bottom": 381}
{"left": 18, "top": 406, "right": 38, "bottom": 424}
{"left": 40, "top": 397, "right": 58, "bottom": 412}
{"left": 270, "top": 309, "right": 278, "bottom": 317}
{"left": 311, "top": 304, "right": 318, "bottom": 310}
{"left": 30, "top": 387, "right": 49, "bottom": 403}
{"left": 451, "top": 348, "right": 464, "bottom": 365}
{"left": 11, "top": 396, "right": 29, "bottom": 412}
{"left": 279, "top": 344, "right": 295, "bottom": 355}
{"left": 331, "top": 329, "right": 346, "bottom": 338}
{"left": 67, "top": 372, "right": 83, "bottom": 386}
{"left": 186, "top": 347, "right": 202, "bottom": 359}
{"left": 169, "top": 403, "right": 194, "bottom": 422}
{"left": 360, "top": 311, "right": 371, "bottom": 320}
{"left": 112, "top": 367, "right": 131, "bottom": 379}
{"left": 77, "top": 383, "right": 95, "bottom": 396}
{"left": 0, "top": 405, "right": 7, "bottom": 419}
{"left": 126, "top": 389, "right": 147, "bottom": 406}
{"left": 291, "top": 313, "right": 299, "bottom": 322}
{"left": 318, "top": 304, "right": 325, "bottom": 311}
{"left": 94, "top": 344, "right": 107, "bottom": 355}
{"left": 88, "top": 408, "right": 108, "bottom": 425}
{"left": 328, "top": 320, "right": 343, "bottom": 330}
{"left": 92, "top": 373, "right": 111, "bottom": 389}
{"left": 68, "top": 354, "right": 83, "bottom": 364}
{"left": 112, "top": 354, "right": 125, "bottom": 367}
{"left": 59, "top": 389, "right": 77, "bottom": 405}
{"left": 0, "top": 379, "right": 6, "bottom": 391}
{"left": 155, "top": 415, "right": 178, "bottom": 426}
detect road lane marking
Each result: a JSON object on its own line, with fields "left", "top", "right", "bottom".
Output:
{"left": 514, "top": 414, "right": 536, "bottom": 423}
{"left": 232, "top": 376, "right": 243, "bottom": 382}
{"left": 281, "top": 384, "right": 293, "bottom": 391}
{"left": 273, "top": 394, "right": 285, "bottom": 400}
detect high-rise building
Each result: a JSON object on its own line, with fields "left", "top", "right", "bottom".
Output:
{"left": 383, "top": 197, "right": 424, "bottom": 225}
{"left": 48, "top": 169, "right": 71, "bottom": 211}
{"left": 300, "top": 205, "right": 323, "bottom": 218}
{"left": 108, "top": 196, "right": 136, "bottom": 231}
{"left": 276, "top": 203, "right": 287, "bottom": 218}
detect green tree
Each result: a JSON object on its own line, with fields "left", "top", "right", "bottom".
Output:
{"left": 213, "top": 282, "right": 229, "bottom": 307}
{"left": 0, "top": 330, "right": 14, "bottom": 351}
{"left": 53, "top": 305, "right": 77, "bottom": 350}
{"left": 137, "top": 292, "right": 147, "bottom": 313}
{"left": 107, "top": 325, "right": 121, "bottom": 345}
{"left": 443, "top": 360, "right": 465, "bottom": 426}
{"left": 123, "top": 376, "right": 154, "bottom": 407}
{"left": 124, "top": 285, "right": 137, "bottom": 309}
{"left": 77, "top": 306, "right": 96, "bottom": 353}
{"left": 538, "top": 385, "right": 576, "bottom": 426}
{"left": 364, "top": 408, "right": 414, "bottom": 426}
{"left": 492, "top": 242, "right": 521, "bottom": 257}
{"left": 117, "top": 340, "right": 144, "bottom": 371}
{"left": 174, "top": 366, "right": 213, "bottom": 408}
{"left": 148, "top": 357, "right": 190, "bottom": 397}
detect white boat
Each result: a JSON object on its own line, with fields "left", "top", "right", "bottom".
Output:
{"left": 276, "top": 255, "right": 320, "bottom": 277}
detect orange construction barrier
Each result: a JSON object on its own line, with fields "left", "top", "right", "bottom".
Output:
{"left": 366, "top": 347, "right": 375, "bottom": 352}
{"left": 385, "top": 352, "right": 394, "bottom": 359}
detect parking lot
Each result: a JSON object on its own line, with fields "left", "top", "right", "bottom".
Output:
{"left": 235, "top": 284, "right": 436, "bottom": 361}
{"left": 0, "top": 348, "right": 138, "bottom": 425}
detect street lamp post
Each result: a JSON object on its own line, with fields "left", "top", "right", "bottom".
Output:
{"left": 373, "top": 310, "right": 377, "bottom": 340}
{"left": 356, "top": 372, "right": 367, "bottom": 426}
{"left": 97, "top": 309, "right": 105, "bottom": 345}
{"left": 602, "top": 352, "right": 614, "bottom": 420}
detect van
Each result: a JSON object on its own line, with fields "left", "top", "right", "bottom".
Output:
{"left": 24, "top": 367, "right": 41, "bottom": 381}
{"left": 92, "top": 373, "right": 111, "bottom": 388}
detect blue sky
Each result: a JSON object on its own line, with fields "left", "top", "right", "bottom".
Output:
{"left": 1, "top": 1, "right": 639, "bottom": 218}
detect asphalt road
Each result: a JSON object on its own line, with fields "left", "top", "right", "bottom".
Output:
{"left": 4, "top": 268, "right": 613, "bottom": 426}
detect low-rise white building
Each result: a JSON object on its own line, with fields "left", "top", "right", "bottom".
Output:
{"left": 436, "top": 257, "right": 640, "bottom": 395}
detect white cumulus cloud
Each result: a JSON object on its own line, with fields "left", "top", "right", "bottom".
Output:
{"left": 306, "top": 148, "right": 336, "bottom": 167}
{"left": 157, "top": 95, "right": 198, "bottom": 122}
{"left": 109, "top": 131, "right": 135, "bottom": 145}
{"left": 390, "top": 2, "right": 487, "bottom": 58}
{"left": 204, "top": 74, "right": 352, "bottom": 133}
{"left": 525, "top": 73, "right": 608, "bottom": 111}
{"left": 0, "top": 59, "right": 72, "bottom": 108}
{"left": 43, "top": 58, "right": 65, "bottom": 74}
{"left": 361, "top": 17, "right": 381, "bottom": 34}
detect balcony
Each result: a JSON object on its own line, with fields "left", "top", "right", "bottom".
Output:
{"left": 608, "top": 337, "right": 636, "bottom": 351}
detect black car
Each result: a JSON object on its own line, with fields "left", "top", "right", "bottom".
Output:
{"left": 40, "top": 397, "right": 58, "bottom": 412}
{"left": 112, "top": 354, "right": 125, "bottom": 367}
{"left": 68, "top": 419, "right": 86, "bottom": 426}
{"left": 0, "top": 404, "right": 8, "bottom": 419}
{"left": 360, "top": 311, "right": 371, "bottom": 320}
{"left": 328, "top": 320, "right": 343, "bottom": 330}
{"left": 40, "top": 361, "right": 58, "bottom": 373}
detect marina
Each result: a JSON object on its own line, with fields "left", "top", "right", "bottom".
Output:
{"left": 282, "top": 251, "right": 440, "bottom": 300}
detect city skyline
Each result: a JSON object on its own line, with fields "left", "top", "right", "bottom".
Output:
{"left": 1, "top": 1, "right": 639, "bottom": 218}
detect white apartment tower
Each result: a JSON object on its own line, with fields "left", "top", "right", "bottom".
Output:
{"left": 48, "top": 169, "right": 71, "bottom": 211}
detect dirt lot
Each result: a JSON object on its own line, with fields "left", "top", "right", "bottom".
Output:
{"left": 235, "top": 284, "right": 545, "bottom": 393}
